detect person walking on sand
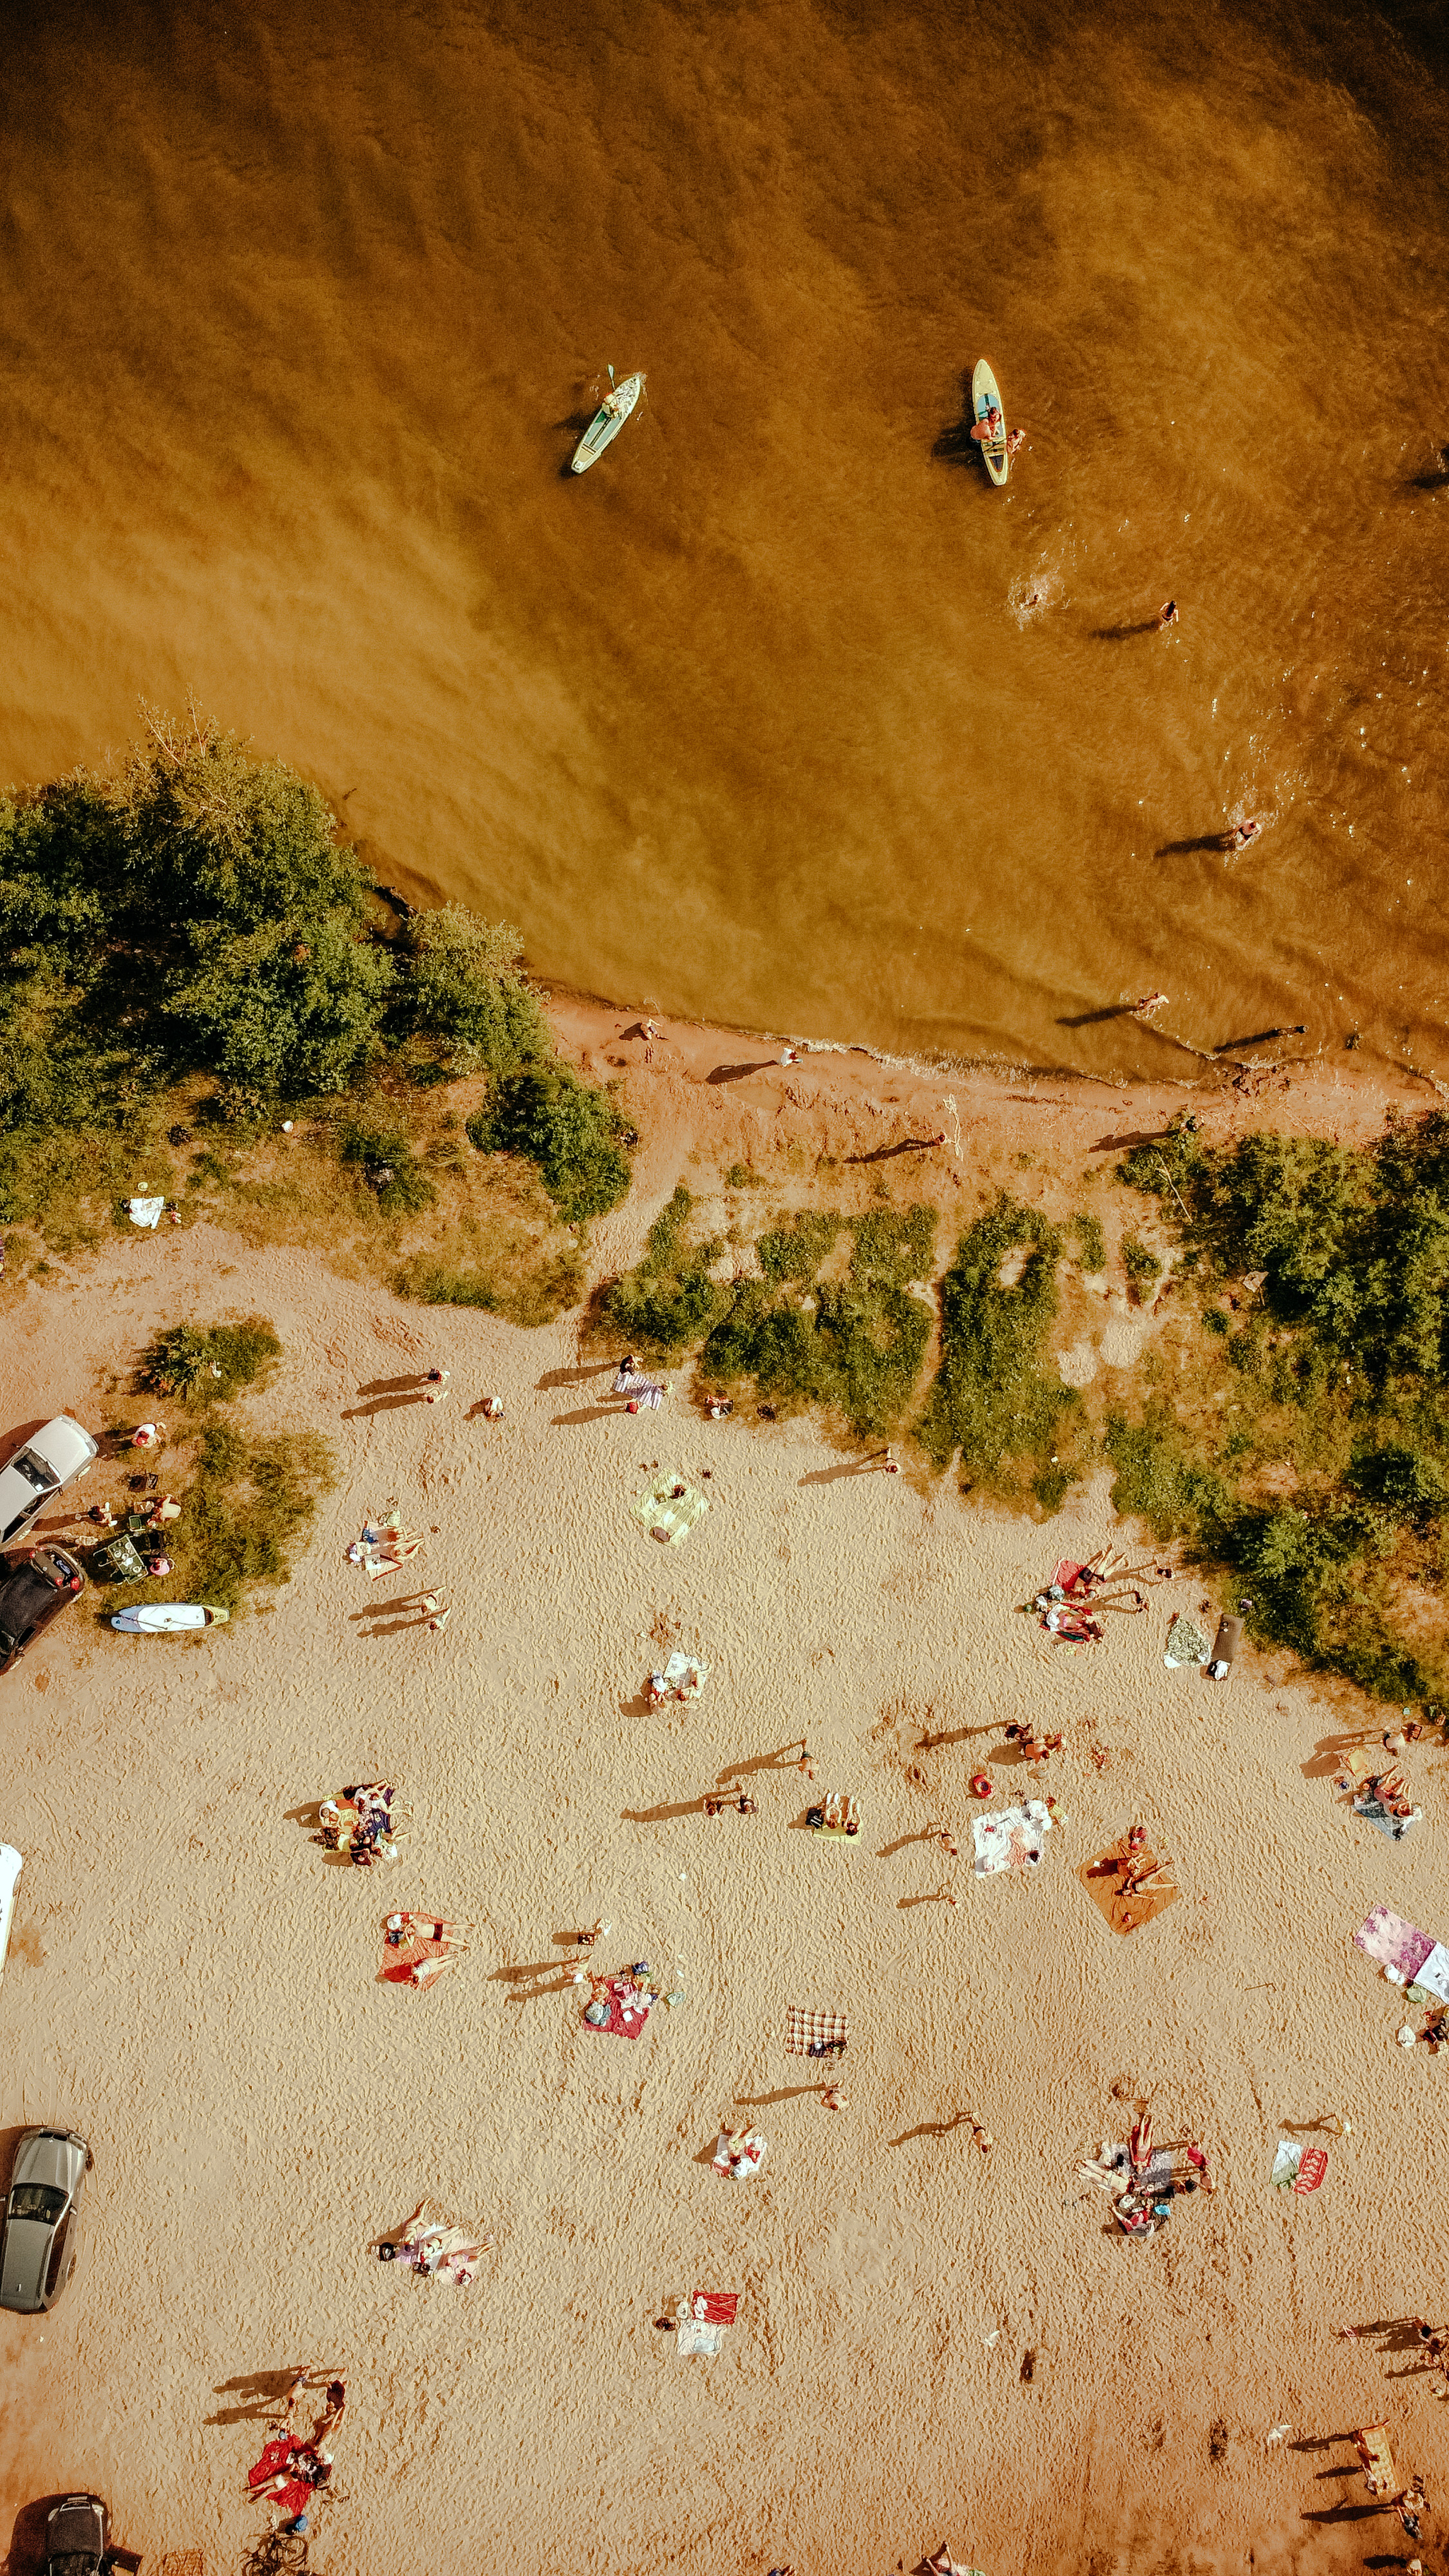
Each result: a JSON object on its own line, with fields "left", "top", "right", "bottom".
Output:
{"left": 1229, "top": 816, "right": 1262, "bottom": 849}
{"left": 1131, "top": 991, "right": 1167, "bottom": 1018}
{"left": 821, "top": 2085, "right": 845, "bottom": 2111}
{"left": 425, "top": 1368, "right": 451, "bottom": 1404}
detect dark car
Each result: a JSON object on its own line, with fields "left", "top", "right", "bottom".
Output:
{"left": 0, "top": 1545, "right": 85, "bottom": 1673}
{"left": 0, "top": 2129, "right": 89, "bottom": 2313}
{"left": 45, "top": 2493, "right": 110, "bottom": 2576}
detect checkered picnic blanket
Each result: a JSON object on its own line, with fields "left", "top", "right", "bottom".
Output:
{"left": 785, "top": 2004, "right": 848, "bottom": 2057}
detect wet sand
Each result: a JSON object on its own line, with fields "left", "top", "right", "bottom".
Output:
{"left": 1, "top": 1031, "right": 1447, "bottom": 2574}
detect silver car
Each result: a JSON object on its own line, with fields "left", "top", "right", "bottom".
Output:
{"left": 0, "top": 2128, "right": 90, "bottom": 2313}
{"left": 0, "top": 1419, "right": 98, "bottom": 1549}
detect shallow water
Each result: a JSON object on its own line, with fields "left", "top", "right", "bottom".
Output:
{"left": 2, "top": 0, "right": 1448, "bottom": 1082}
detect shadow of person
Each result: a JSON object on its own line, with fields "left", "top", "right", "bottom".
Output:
{"left": 732, "top": 2083, "right": 824, "bottom": 2107}
{"left": 550, "top": 1403, "right": 625, "bottom": 1427}
{"left": 707, "top": 1060, "right": 776, "bottom": 1085}
{"left": 536, "top": 1361, "right": 616, "bottom": 1391}
{"left": 1057, "top": 1003, "right": 1138, "bottom": 1029}
{"left": 931, "top": 375, "right": 988, "bottom": 472}
{"left": 1156, "top": 833, "right": 1237, "bottom": 855}
{"left": 205, "top": 2367, "right": 306, "bottom": 2427}
{"left": 1407, "top": 446, "right": 1449, "bottom": 490}
{"left": 889, "top": 2114, "right": 968, "bottom": 2145}
{"left": 1090, "top": 619, "right": 1161, "bottom": 640}
{"left": 798, "top": 1457, "right": 882, "bottom": 1486}
{"left": 621, "top": 1796, "right": 711, "bottom": 1823}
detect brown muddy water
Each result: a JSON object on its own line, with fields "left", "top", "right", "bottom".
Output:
{"left": 1, "top": 0, "right": 1448, "bottom": 1082}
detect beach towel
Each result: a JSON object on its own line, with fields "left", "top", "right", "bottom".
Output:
{"left": 710, "top": 2131, "right": 766, "bottom": 2180}
{"left": 1271, "top": 2138, "right": 1305, "bottom": 2189}
{"left": 691, "top": 2292, "right": 740, "bottom": 2323}
{"left": 249, "top": 2439, "right": 299, "bottom": 2490}
{"left": 1414, "top": 1941, "right": 1449, "bottom": 2005}
{"left": 676, "top": 2319, "right": 725, "bottom": 2357}
{"left": 1052, "top": 1559, "right": 1087, "bottom": 1593}
{"left": 127, "top": 1196, "right": 165, "bottom": 1228}
{"left": 658, "top": 1651, "right": 708, "bottom": 1695}
{"left": 1208, "top": 1614, "right": 1242, "bottom": 1676}
{"left": 785, "top": 2003, "right": 848, "bottom": 2057}
{"left": 1353, "top": 1791, "right": 1423, "bottom": 1842}
{"left": 1164, "top": 1612, "right": 1209, "bottom": 1668}
{"left": 1293, "top": 2147, "right": 1329, "bottom": 2195}
{"left": 583, "top": 1975, "right": 652, "bottom": 2039}
{"left": 630, "top": 1474, "right": 709, "bottom": 1547}
{"left": 1079, "top": 1833, "right": 1179, "bottom": 1936}
{"left": 248, "top": 2437, "right": 314, "bottom": 2517}
{"left": 1353, "top": 2422, "right": 1397, "bottom": 2495}
{"left": 380, "top": 1930, "right": 453, "bottom": 1992}
{"left": 1354, "top": 1905, "right": 1433, "bottom": 1982}
{"left": 973, "top": 1800, "right": 1053, "bottom": 1876}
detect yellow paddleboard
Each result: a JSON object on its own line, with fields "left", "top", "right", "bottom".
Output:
{"left": 971, "top": 357, "right": 1009, "bottom": 487}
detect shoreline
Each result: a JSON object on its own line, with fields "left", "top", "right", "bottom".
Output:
{"left": 541, "top": 980, "right": 1431, "bottom": 1169}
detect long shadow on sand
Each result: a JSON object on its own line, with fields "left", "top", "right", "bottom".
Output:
{"left": 707, "top": 1060, "right": 776, "bottom": 1085}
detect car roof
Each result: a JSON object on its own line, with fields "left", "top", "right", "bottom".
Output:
{"left": 0, "top": 1564, "right": 64, "bottom": 1645}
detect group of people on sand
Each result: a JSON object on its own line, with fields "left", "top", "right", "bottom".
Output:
{"left": 248, "top": 2371, "right": 347, "bottom": 2537}
{"left": 316, "top": 1780, "right": 407, "bottom": 1866}
{"left": 376, "top": 2196, "right": 492, "bottom": 2286}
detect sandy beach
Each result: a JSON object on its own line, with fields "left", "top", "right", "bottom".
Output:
{"left": 2, "top": 1017, "right": 1447, "bottom": 2576}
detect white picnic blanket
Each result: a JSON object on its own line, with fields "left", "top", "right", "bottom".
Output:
{"left": 127, "top": 1196, "right": 165, "bottom": 1228}
{"left": 1415, "top": 1942, "right": 1449, "bottom": 2005}
{"left": 676, "top": 2319, "right": 725, "bottom": 2357}
{"left": 972, "top": 1800, "right": 1053, "bottom": 1876}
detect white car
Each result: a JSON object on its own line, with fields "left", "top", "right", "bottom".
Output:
{"left": 0, "top": 1417, "right": 98, "bottom": 1548}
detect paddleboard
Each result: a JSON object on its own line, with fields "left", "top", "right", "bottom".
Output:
{"left": 971, "top": 358, "right": 1009, "bottom": 487}
{"left": 570, "top": 372, "right": 645, "bottom": 473}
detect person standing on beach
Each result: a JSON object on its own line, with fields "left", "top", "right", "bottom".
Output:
{"left": 1158, "top": 599, "right": 1178, "bottom": 628}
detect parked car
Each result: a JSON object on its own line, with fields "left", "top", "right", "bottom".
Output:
{"left": 0, "top": 2129, "right": 90, "bottom": 2314}
{"left": 0, "top": 1546, "right": 86, "bottom": 1673}
{"left": 44, "top": 2493, "right": 110, "bottom": 2576}
{"left": 0, "top": 1418, "right": 98, "bottom": 1548}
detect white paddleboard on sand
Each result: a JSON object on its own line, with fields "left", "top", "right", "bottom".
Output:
{"left": 971, "top": 358, "right": 1009, "bottom": 486}
{"left": 110, "top": 1603, "right": 230, "bottom": 1631}
{"left": 570, "top": 372, "right": 645, "bottom": 473}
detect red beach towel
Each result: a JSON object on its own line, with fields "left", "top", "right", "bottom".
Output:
{"left": 584, "top": 1975, "right": 652, "bottom": 2039}
{"left": 691, "top": 2292, "right": 739, "bottom": 2323}
{"left": 380, "top": 1931, "right": 450, "bottom": 1991}
{"left": 1293, "top": 2148, "right": 1329, "bottom": 2195}
{"left": 248, "top": 2439, "right": 298, "bottom": 2490}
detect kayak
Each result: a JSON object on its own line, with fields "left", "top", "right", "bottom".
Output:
{"left": 570, "top": 372, "right": 645, "bottom": 473}
{"left": 971, "top": 358, "right": 1009, "bottom": 487}
{"left": 110, "top": 1603, "right": 230, "bottom": 1632}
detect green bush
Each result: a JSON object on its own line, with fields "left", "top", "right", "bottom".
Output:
{"left": 757, "top": 1211, "right": 841, "bottom": 1283}
{"left": 704, "top": 1274, "right": 931, "bottom": 1437}
{"left": 1121, "top": 1234, "right": 1162, "bottom": 1298}
{"left": 917, "top": 1195, "right": 1075, "bottom": 1490}
{"left": 141, "top": 1317, "right": 282, "bottom": 1404}
{"left": 337, "top": 1121, "right": 437, "bottom": 1217}
{"left": 600, "top": 1186, "right": 727, "bottom": 1355}
{"left": 469, "top": 1063, "right": 631, "bottom": 1224}
{"left": 1070, "top": 1211, "right": 1106, "bottom": 1269}
{"left": 396, "top": 906, "right": 548, "bottom": 1070}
